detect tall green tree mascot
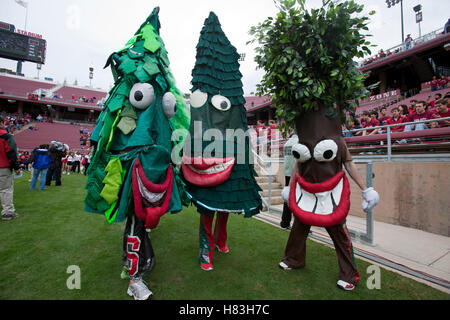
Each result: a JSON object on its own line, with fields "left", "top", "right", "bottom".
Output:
{"left": 182, "top": 12, "right": 262, "bottom": 271}
{"left": 85, "top": 7, "right": 190, "bottom": 299}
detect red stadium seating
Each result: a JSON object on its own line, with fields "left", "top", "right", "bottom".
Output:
{"left": 54, "top": 85, "right": 107, "bottom": 102}
{"left": 0, "top": 74, "right": 57, "bottom": 97}
{"left": 14, "top": 122, "right": 95, "bottom": 153}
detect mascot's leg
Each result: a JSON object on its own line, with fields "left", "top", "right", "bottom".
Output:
{"left": 325, "top": 222, "right": 360, "bottom": 291}
{"left": 214, "top": 212, "right": 229, "bottom": 253}
{"left": 199, "top": 213, "right": 215, "bottom": 271}
{"left": 280, "top": 176, "right": 292, "bottom": 229}
{"left": 280, "top": 217, "right": 310, "bottom": 269}
{"left": 122, "top": 214, "right": 155, "bottom": 300}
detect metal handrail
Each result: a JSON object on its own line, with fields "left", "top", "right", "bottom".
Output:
{"left": 357, "top": 27, "right": 445, "bottom": 68}
{"left": 345, "top": 116, "right": 450, "bottom": 133}
{"left": 345, "top": 116, "right": 450, "bottom": 161}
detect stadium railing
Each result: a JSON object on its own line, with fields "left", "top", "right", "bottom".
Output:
{"left": 344, "top": 117, "right": 450, "bottom": 160}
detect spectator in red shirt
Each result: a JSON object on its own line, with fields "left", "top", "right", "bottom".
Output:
{"left": 378, "top": 106, "right": 390, "bottom": 125}
{"left": 439, "top": 76, "right": 448, "bottom": 90}
{"left": 408, "top": 99, "right": 417, "bottom": 115}
{"left": 386, "top": 107, "right": 405, "bottom": 132}
{"left": 430, "top": 76, "right": 439, "bottom": 92}
{"left": 254, "top": 120, "right": 265, "bottom": 151}
{"left": 361, "top": 111, "right": 380, "bottom": 136}
{"left": 426, "top": 93, "right": 442, "bottom": 110}
{"left": 432, "top": 99, "right": 450, "bottom": 127}
{"left": 404, "top": 101, "right": 433, "bottom": 131}
{"left": 359, "top": 112, "right": 368, "bottom": 128}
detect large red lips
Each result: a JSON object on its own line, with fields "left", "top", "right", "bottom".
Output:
{"left": 181, "top": 154, "right": 235, "bottom": 187}
{"left": 132, "top": 158, "right": 173, "bottom": 230}
{"left": 289, "top": 171, "right": 350, "bottom": 227}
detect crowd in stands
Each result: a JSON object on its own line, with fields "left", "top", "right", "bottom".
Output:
{"left": 27, "top": 93, "right": 39, "bottom": 100}
{"left": 0, "top": 111, "right": 33, "bottom": 134}
{"left": 252, "top": 119, "right": 285, "bottom": 156}
{"left": 344, "top": 91, "right": 450, "bottom": 140}
{"left": 429, "top": 75, "right": 449, "bottom": 92}
{"left": 71, "top": 95, "right": 97, "bottom": 104}
{"left": 79, "top": 127, "right": 91, "bottom": 146}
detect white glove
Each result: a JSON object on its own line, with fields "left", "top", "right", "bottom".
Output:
{"left": 281, "top": 186, "right": 290, "bottom": 203}
{"left": 362, "top": 187, "right": 379, "bottom": 213}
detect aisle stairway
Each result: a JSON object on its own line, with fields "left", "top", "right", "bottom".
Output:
{"left": 254, "top": 165, "right": 284, "bottom": 211}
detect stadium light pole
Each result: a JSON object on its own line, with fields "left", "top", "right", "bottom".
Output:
{"left": 36, "top": 63, "right": 41, "bottom": 79}
{"left": 386, "top": 0, "right": 405, "bottom": 43}
{"left": 89, "top": 67, "right": 94, "bottom": 87}
{"left": 414, "top": 4, "right": 423, "bottom": 38}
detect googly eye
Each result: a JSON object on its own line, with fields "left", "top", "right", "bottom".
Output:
{"left": 129, "top": 83, "right": 155, "bottom": 109}
{"left": 190, "top": 89, "right": 208, "bottom": 108}
{"left": 162, "top": 92, "right": 177, "bottom": 119}
{"left": 211, "top": 95, "right": 231, "bottom": 111}
{"left": 313, "top": 139, "right": 338, "bottom": 162}
{"left": 291, "top": 144, "right": 311, "bottom": 163}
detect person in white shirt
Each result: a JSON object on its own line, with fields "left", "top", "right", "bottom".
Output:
{"left": 66, "top": 152, "right": 74, "bottom": 175}
{"left": 73, "top": 152, "right": 82, "bottom": 174}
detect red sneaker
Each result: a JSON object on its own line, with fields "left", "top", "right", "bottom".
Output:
{"left": 200, "top": 263, "right": 213, "bottom": 271}
{"left": 215, "top": 244, "right": 229, "bottom": 253}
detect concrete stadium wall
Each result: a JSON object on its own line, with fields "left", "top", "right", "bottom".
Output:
{"left": 273, "top": 161, "right": 450, "bottom": 237}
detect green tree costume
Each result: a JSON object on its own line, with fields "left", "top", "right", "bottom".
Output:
{"left": 181, "top": 12, "right": 262, "bottom": 270}
{"left": 84, "top": 7, "right": 190, "bottom": 298}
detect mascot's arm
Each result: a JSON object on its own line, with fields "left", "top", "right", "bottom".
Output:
{"left": 344, "top": 160, "right": 379, "bottom": 213}
{"left": 281, "top": 162, "right": 298, "bottom": 203}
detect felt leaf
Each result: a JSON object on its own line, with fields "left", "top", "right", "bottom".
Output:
{"left": 155, "top": 74, "right": 168, "bottom": 91}
{"left": 143, "top": 58, "right": 160, "bottom": 76}
{"left": 117, "top": 117, "right": 137, "bottom": 135}
{"left": 108, "top": 94, "right": 125, "bottom": 112}
{"left": 120, "top": 102, "right": 138, "bottom": 120}
{"left": 101, "top": 158, "right": 123, "bottom": 204}
{"left": 142, "top": 24, "right": 161, "bottom": 53}
{"left": 118, "top": 56, "right": 137, "bottom": 74}
{"left": 127, "top": 46, "right": 146, "bottom": 59}
{"left": 115, "top": 80, "right": 131, "bottom": 97}
{"left": 134, "top": 65, "right": 152, "bottom": 82}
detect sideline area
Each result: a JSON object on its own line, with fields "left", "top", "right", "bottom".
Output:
{"left": 1, "top": 172, "right": 448, "bottom": 300}
{"left": 256, "top": 209, "right": 450, "bottom": 294}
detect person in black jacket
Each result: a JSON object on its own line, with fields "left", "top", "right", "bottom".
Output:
{"left": 46, "top": 141, "right": 66, "bottom": 186}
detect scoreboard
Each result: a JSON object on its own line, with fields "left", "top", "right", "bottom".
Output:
{"left": 0, "top": 22, "right": 46, "bottom": 64}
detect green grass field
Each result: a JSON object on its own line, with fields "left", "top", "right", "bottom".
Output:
{"left": 0, "top": 171, "right": 448, "bottom": 300}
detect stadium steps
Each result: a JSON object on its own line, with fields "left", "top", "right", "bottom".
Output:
{"left": 255, "top": 169, "right": 285, "bottom": 209}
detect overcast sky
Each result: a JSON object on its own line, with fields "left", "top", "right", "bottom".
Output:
{"left": 1, "top": 0, "right": 449, "bottom": 95}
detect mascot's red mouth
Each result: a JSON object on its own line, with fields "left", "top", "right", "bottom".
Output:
{"left": 289, "top": 171, "right": 350, "bottom": 227}
{"left": 181, "top": 154, "right": 235, "bottom": 187}
{"left": 132, "top": 158, "right": 173, "bottom": 230}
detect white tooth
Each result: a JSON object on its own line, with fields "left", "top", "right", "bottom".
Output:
{"left": 298, "top": 187, "right": 316, "bottom": 212}
{"left": 296, "top": 183, "right": 301, "bottom": 203}
{"left": 314, "top": 191, "right": 333, "bottom": 215}
{"left": 294, "top": 177, "right": 344, "bottom": 215}
{"left": 331, "top": 179, "right": 343, "bottom": 205}
{"left": 188, "top": 159, "right": 234, "bottom": 175}
{"left": 137, "top": 169, "right": 166, "bottom": 203}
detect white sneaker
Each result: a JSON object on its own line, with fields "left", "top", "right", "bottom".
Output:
{"left": 278, "top": 261, "right": 292, "bottom": 270}
{"left": 127, "top": 279, "right": 153, "bottom": 300}
{"left": 337, "top": 280, "right": 355, "bottom": 291}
